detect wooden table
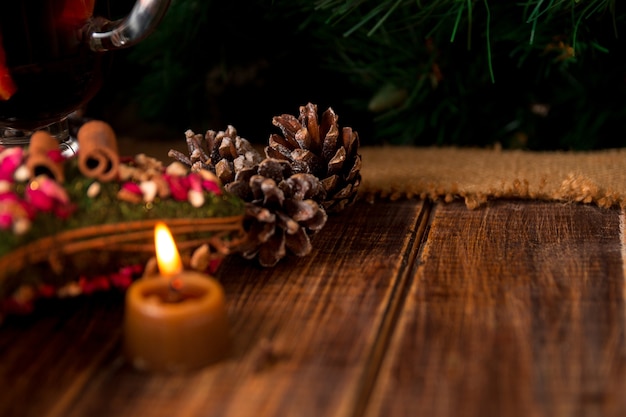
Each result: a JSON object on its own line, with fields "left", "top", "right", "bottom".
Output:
{"left": 1, "top": 198, "right": 625, "bottom": 417}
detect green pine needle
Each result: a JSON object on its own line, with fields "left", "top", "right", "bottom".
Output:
{"left": 483, "top": 0, "right": 495, "bottom": 83}
{"left": 113, "top": 0, "right": 623, "bottom": 149}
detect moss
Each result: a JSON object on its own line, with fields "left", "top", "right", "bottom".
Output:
{"left": 0, "top": 157, "right": 245, "bottom": 300}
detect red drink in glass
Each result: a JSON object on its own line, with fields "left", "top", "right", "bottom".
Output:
{"left": 0, "top": 1, "right": 104, "bottom": 131}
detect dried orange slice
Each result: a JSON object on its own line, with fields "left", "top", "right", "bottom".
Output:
{"left": 0, "top": 34, "right": 17, "bottom": 101}
{"left": 60, "top": 0, "right": 96, "bottom": 26}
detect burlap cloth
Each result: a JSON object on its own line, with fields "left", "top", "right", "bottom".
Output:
{"left": 359, "top": 146, "right": 626, "bottom": 209}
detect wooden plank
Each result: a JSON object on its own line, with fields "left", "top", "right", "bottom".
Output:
{"left": 0, "top": 199, "right": 429, "bottom": 417}
{"left": 0, "top": 294, "right": 124, "bottom": 417}
{"left": 365, "top": 200, "right": 626, "bottom": 417}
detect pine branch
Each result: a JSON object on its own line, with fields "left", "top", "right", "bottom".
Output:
{"left": 105, "top": 0, "right": 625, "bottom": 149}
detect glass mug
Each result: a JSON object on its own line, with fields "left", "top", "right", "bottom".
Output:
{"left": 0, "top": 0, "right": 171, "bottom": 153}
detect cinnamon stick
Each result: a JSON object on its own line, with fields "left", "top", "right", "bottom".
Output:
{"left": 77, "top": 120, "right": 120, "bottom": 182}
{"left": 26, "top": 131, "right": 65, "bottom": 183}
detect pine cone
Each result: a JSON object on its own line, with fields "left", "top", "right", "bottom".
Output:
{"left": 228, "top": 158, "right": 328, "bottom": 267}
{"left": 168, "top": 125, "right": 263, "bottom": 182}
{"left": 266, "top": 102, "right": 362, "bottom": 212}
{"left": 169, "top": 126, "right": 328, "bottom": 267}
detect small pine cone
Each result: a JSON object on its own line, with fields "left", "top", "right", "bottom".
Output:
{"left": 169, "top": 125, "right": 263, "bottom": 183}
{"left": 205, "top": 126, "right": 263, "bottom": 182}
{"left": 227, "top": 158, "right": 328, "bottom": 267}
{"left": 266, "top": 102, "right": 362, "bottom": 212}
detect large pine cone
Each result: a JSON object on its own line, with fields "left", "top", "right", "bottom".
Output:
{"left": 266, "top": 102, "right": 362, "bottom": 212}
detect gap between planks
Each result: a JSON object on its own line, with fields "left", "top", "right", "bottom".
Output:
{"left": 619, "top": 209, "right": 626, "bottom": 330}
{"left": 348, "top": 199, "right": 433, "bottom": 417}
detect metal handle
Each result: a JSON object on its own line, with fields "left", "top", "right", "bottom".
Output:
{"left": 88, "top": 0, "right": 172, "bottom": 52}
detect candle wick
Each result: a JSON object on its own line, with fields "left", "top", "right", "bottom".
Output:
{"left": 167, "top": 277, "right": 184, "bottom": 303}
{"left": 170, "top": 277, "right": 183, "bottom": 292}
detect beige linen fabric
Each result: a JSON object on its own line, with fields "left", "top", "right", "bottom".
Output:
{"left": 359, "top": 146, "right": 626, "bottom": 209}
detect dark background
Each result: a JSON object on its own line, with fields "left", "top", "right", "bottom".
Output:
{"left": 87, "top": 1, "right": 371, "bottom": 145}
{"left": 87, "top": 1, "right": 626, "bottom": 150}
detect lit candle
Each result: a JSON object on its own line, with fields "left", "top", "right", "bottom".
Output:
{"left": 123, "top": 222, "right": 231, "bottom": 372}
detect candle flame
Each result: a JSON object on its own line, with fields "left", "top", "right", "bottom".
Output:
{"left": 154, "top": 222, "right": 182, "bottom": 276}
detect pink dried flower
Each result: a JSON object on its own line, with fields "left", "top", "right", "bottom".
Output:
{"left": 46, "top": 149, "right": 65, "bottom": 164}
{"left": 0, "top": 196, "right": 33, "bottom": 230}
{"left": 121, "top": 181, "right": 142, "bottom": 195}
{"left": 118, "top": 182, "right": 143, "bottom": 204}
{"left": 25, "top": 176, "right": 74, "bottom": 218}
{"left": 93, "top": 276, "right": 111, "bottom": 292}
{"left": 164, "top": 174, "right": 190, "bottom": 201}
{"left": 187, "top": 172, "right": 203, "bottom": 191}
{"left": 79, "top": 275, "right": 112, "bottom": 295}
{"left": 203, "top": 179, "right": 222, "bottom": 195}
{"left": 0, "top": 147, "right": 24, "bottom": 181}
{"left": 0, "top": 212, "right": 12, "bottom": 229}
{"left": 26, "top": 181, "right": 57, "bottom": 212}
{"left": 207, "top": 258, "right": 223, "bottom": 274}
{"left": 109, "top": 272, "right": 133, "bottom": 289}
{"left": 120, "top": 264, "right": 144, "bottom": 277}
{"left": 0, "top": 190, "right": 20, "bottom": 203}
{"left": 37, "top": 284, "right": 56, "bottom": 298}
{"left": 26, "top": 187, "right": 54, "bottom": 211}
{"left": 35, "top": 176, "right": 69, "bottom": 204}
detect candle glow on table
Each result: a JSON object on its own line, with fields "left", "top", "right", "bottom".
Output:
{"left": 123, "top": 222, "right": 231, "bottom": 372}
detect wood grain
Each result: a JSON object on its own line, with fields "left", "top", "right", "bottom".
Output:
{"left": 0, "top": 294, "right": 125, "bottom": 417}
{"left": 365, "top": 200, "right": 626, "bottom": 417}
{"left": 0, "top": 200, "right": 429, "bottom": 417}
{"left": 2, "top": 199, "right": 625, "bottom": 417}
